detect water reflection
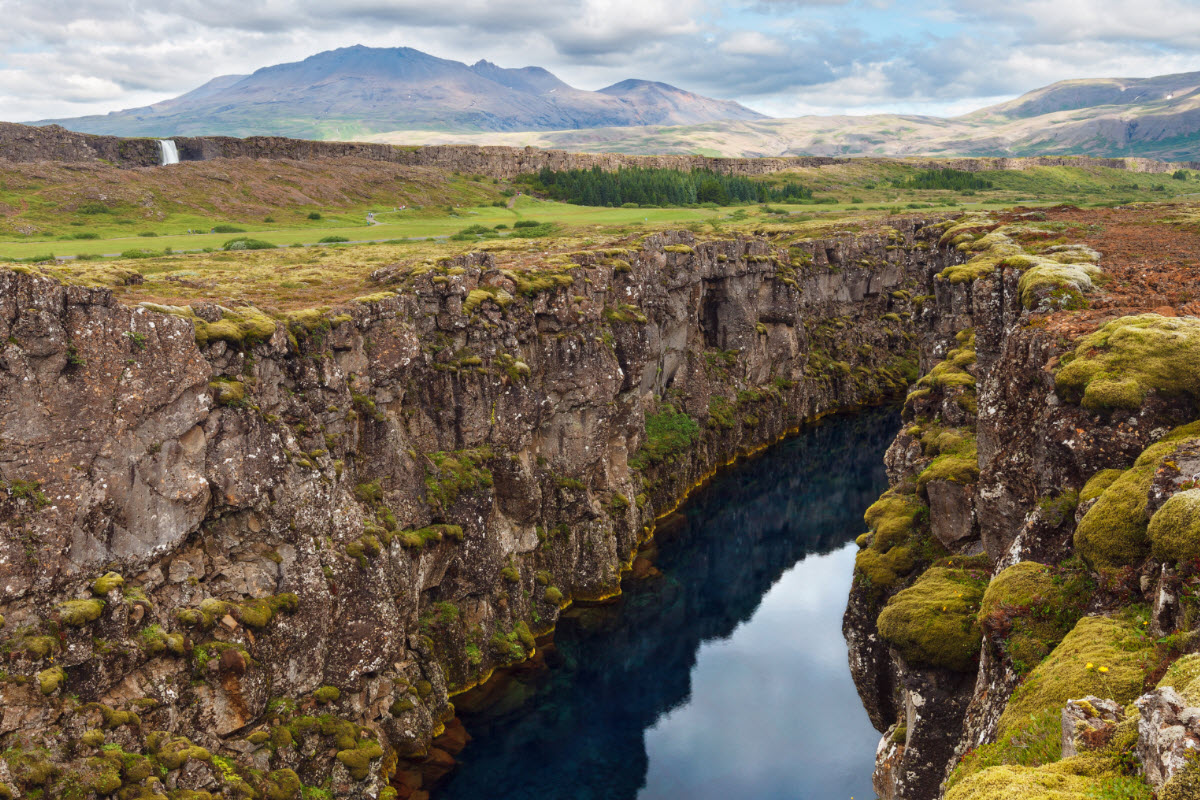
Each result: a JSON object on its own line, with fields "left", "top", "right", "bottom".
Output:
{"left": 438, "top": 409, "right": 898, "bottom": 800}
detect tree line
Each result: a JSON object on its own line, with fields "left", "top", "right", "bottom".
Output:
{"left": 515, "top": 166, "right": 814, "bottom": 207}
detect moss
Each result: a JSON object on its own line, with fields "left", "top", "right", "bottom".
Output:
{"left": 979, "top": 561, "right": 1094, "bottom": 675}
{"left": 1056, "top": 314, "right": 1200, "bottom": 411}
{"left": 91, "top": 572, "right": 124, "bottom": 596}
{"left": 210, "top": 378, "right": 246, "bottom": 407}
{"left": 83, "top": 755, "right": 123, "bottom": 794}
{"left": 246, "top": 731, "right": 270, "bottom": 745}
{"left": 997, "top": 615, "right": 1152, "bottom": 736}
{"left": 877, "top": 567, "right": 987, "bottom": 671}
{"left": 463, "top": 287, "right": 513, "bottom": 314}
{"left": 629, "top": 405, "right": 701, "bottom": 470}
{"left": 1162, "top": 763, "right": 1200, "bottom": 800}
{"left": 194, "top": 306, "right": 277, "bottom": 349}
{"left": 1080, "top": 469, "right": 1125, "bottom": 503}
{"left": 544, "top": 586, "right": 564, "bottom": 605}
{"left": 336, "top": 739, "right": 384, "bottom": 781}
{"left": 945, "top": 761, "right": 1149, "bottom": 800}
{"left": 37, "top": 665, "right": 64, "bottom": 695}
{"left": 423, "top": 447, "right": 494, "bottom": 509}
{"left": 264, "top": 769, "right": 302, "bottom": 800}
{"left": 236, "top": 598, "right": 275, "bottom": 628}
{"left": 80, "top": 729, "right": 106, "bottom": 747}
{"left": 397, "top": 524, "right": 462, "bottom": 550}
{"left": 1076, "top": 422, "right": 1200, "bottom": 567}
{"left": 270, "top": 726, "right": 294, "bottom": 750}
{"left": 139, "top": 624, "right": 186, "bottom": 656}
{"left": 314, "top": 686, "right": 340, "bottom": 704}
{"left": 1147, "top": 489, "right": 1200, "bottom": 563}
{"left": 390, "top": 698, "right": 415, "bottom": 715}
{"left": 501, "top": 566, "right": 520, "bottom": 582}
{"left": 916, "top": 448, "right": 979, "bottom": 493}
{"left": 153, "top": 736, "right": 212, "bottom": 770}
{"left": 58, "top": 598, "right": 105, "bottom": 626}
{"left": 864, "top": 491, "right": 924, "bottom": 551}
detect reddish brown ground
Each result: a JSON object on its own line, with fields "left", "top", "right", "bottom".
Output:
{"left": 1001, "top": 203, "right": 1200, "bottom": 337}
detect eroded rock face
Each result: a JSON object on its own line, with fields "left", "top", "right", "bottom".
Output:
{"left": 0, "top": 223, "right": 960, "bottom": 798}
{"left": 1062, "top": 696, "right": 1124, "bottom": 759}
{"left": 1137, "top": 687, "right": 1200, "bottom": 788}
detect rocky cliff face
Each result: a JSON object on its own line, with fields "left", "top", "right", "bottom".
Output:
{"left": 0, "top": 220, "right": 960, "bottom": 799}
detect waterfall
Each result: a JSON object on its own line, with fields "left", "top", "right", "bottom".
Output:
{"left": 158, "top": 140, "right": 180, "bottom": 166}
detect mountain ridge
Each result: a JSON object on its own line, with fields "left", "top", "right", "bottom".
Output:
{"left": 31, "top": 44, "right": 766, "bottom": 139}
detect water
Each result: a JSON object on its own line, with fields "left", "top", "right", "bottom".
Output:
{"left": 437, "top": 408, "right": 898, "bottom": 800}
{"left": 158, "top": 140, "right": 180, "bottom": 165}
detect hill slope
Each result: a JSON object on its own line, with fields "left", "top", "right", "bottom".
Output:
{"left": 32, "top": 45, "right": 765, "bottom": 139}
{"left": 359, "top": 70, "right": 1200, "bottom": 161}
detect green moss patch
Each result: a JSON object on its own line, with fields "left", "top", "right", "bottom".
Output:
{"left": 57, "top": 598, "right": 104, "bottom": 626}
{"left": 855, "top": 488, "right": 940, "bottom": 593}
{"left": 978, "top": 560, "right": 1094, "bottom": 675}
{"left": 1075, "top": 422, "right": 1200, "bottom": 567}
{"left": 630, "top": 404, "right": 701, "bottom": 470}
{"left": 423, "top": 447, "right": 494, "bottom": 509}
{"left": 877, "top": 566, "right": 988, "bottom": 671}
{"left": 996, "top": 615, "right": 1152, "bottom": 736}
{"left": 1148, "top": 489, "right": 1200, "bottom": 563}
{"left": 90, "top": 571, "right": 124, "bottom": 596}
{"left": 1056, "top": 314, "right": 1200, "bottom": 411}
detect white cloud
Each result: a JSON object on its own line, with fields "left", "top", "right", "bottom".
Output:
{"left": 1, "top": 0, "right": 1198, "bottom": 122}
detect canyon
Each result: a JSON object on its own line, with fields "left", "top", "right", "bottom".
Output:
{"left": 3, "top": 189, "right": 1200, "bottom": 799}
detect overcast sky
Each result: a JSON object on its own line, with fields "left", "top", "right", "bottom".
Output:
{"left": 3, "top": 0, "right": 1199, "bottom": 122}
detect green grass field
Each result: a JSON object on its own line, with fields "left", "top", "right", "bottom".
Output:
{"left": 1, "top": 160, "right": 1193, "bottom": 263}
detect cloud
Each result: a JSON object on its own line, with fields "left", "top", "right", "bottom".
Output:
{"left": 3, "top": 0, "right": 1199, "bottom": 122}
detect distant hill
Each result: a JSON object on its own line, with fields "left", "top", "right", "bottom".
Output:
{"left": 31, "top": 45, "right": 766, "bottom": 139}
{"left": 357, "top": 70, "right": 1200, "bottom": 162}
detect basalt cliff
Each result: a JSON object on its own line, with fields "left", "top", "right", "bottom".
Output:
{"left": 3, "top": 203, "right": 1200, "bottom": 800}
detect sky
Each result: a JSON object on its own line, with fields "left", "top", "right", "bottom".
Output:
{"left": 3, "top": 0, "right": 1199, "bottom": 122}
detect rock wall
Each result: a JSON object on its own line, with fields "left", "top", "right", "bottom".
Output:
{"left": 3, "top": 121, "right": 1199, "bottom": 176}
{"left": 0, "top": 221, "right": 962, "bottom": 799}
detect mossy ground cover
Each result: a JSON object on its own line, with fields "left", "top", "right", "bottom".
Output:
{"left": 996, "top": 614, "right": 1154, "bottom": 736}
{"left": 877, "top": 565, "right": 989, "bottom": 671}
{"left": 854, "top": 489, "right": 946, "bottom": 594}
{"left": 979, "top": 559, "right": 1095, "bottom": 675}
{"left": 1057, "top": 315, "right": 1200, "bottom": 412}
{"left": 1075, "top": 422, "right": 1200, "bottom": 568}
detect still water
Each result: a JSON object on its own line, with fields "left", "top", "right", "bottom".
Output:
{"left": 439, "top": 409, "right": 898, "bottom": 800}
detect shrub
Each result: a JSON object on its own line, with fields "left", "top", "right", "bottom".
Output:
{"left": 211, "top": 225, "right": 246, "bottom": 234}
{"left": 512, "top": 219, "right": 542, "bottom": 228}
{"left": 223, "top": 237, "right": 276, "bottom": 251}
{"left": 307, "top": 212, "right": 322, "bottom": 220}
{"left": 318, "top": 236, "right": 350, "bottom": 243}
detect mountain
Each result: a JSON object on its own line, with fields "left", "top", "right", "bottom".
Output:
{"left": 355, "top": 70, "right": 1200, "bottom": 161}
{"left": 31, "top": 45, "right": 766, "bottom": 139}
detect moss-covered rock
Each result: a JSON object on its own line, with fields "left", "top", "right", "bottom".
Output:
{"left": 57, "top": 598, "right": 105, "bottom": 626}
{"left": 996, "top": 615, "right": 1151, "bottom": 736}
{"left": 978, "top": 560, "right": 1094, "bottom": 675}
{"left": 335, "top": 740, "right": 384, "bottom": 781}
{"left": 1075, "top": 422, "right": 1200, "bottom": 567}
{"left": 1147, "top": 489, "right": 1200, "bottom": 563}
{"left": 1056, "top": 314, "right": 1200, "bottom": 411}
{"left": 877, "top": 566, "right": 988, "bottom": 671}
{"left": 1080, "top": 468, "right": 1125, "bottom": 503}
{"left": 91, "top": 571, "right": 124, "bottom": 596}
{"left": 263, "top": 769, "right": 301, "bottom": 800}
{"left": 37, "top": 666, "right": 64, "bottom": 695}
{"left": 313, "top": 685, "right": 340, "bottom": 704}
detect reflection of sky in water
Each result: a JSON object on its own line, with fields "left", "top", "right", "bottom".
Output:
{"left": 640, "top": 545, "right": 875, "bottom": 800}
{"left": 438, "top": 409, "right": 897, "bottom": 800}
